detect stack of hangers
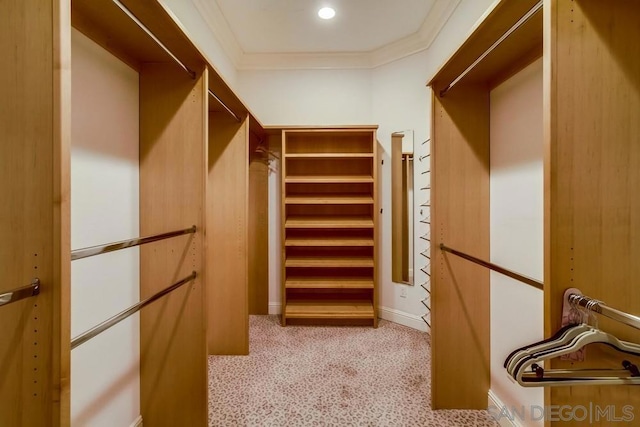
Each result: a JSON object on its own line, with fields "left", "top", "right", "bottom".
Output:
{"left": 504, "top": 298, "right": 640, "bottom": 387}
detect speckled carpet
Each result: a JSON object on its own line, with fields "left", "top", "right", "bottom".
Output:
{"left": 208, "top": 315, "right": 498, "bottom": 426}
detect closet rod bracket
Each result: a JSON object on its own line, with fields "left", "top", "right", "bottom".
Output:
{"left": 0, "top": 278, "right": 40, "bottom": 308}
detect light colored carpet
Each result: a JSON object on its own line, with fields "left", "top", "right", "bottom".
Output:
{"left": 208, "top": 315, "right": 499, "bottom": 426}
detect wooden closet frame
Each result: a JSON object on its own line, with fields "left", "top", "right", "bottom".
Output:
{"left": 428, "top": 0, "right": 640, "bottom": 423}
{"left": 1, "top": 0, "right": 267, "bottom": 425}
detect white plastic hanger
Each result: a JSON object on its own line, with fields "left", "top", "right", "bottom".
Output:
{"left": 504, "top": 323, "right": 593, "bottom": 376}
{"left": 512, "top": 327, "right": 640, "bottom": 387}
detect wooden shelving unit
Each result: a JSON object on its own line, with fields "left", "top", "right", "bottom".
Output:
{"left": 281, "top": 127, "right": 378, "bottom": 326}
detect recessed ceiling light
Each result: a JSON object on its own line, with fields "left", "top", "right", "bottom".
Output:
{"left": 318, "top": 7, "right": 336, "bottom": 20}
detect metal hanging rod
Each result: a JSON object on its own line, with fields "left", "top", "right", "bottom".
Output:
{"left": 111, "top": 0, "right": 196, "bottom": 79}
{"left": 440, "top": 244, "right": 543, "bottom": 291}
{"left": 420, "top": 282, "right": 430, "bottom": 292}
{"left": 420, "top": 219, "right": 431, "bottom": 225}
{"left": 420, "top": 187, "right": 431, "bottom": 192}
{"left": 419, "top": 235, "right": 430, "bottom": 242}
{"left": 420, "top": 201, "right": 431, "bottom": 207}
{"left": 421, "top": 170, "right": 431, "bottom": 175}
{"left": 71, "top": 271, "right": 197, "bottom": 350}
{"left": 420, "top": 251, "right": 431, "bottom": 260}
{"left": 439, "top": 0, "right": 543, "bottom": 97}
{"left": 568, "top": 294, "right": 640, "bottom": 332}
{"left": 421, "top": 300, "right": 430, "bottom": 309}
{"left": 422, "top": 139, "right": 430, "bottom": 145}
{"left": 420, "top": 266, "right": 431, "bottom": 275}
{"left": 72, "top": 226, "right": 196, "bottom": 261}
{"left": 208, "top": 89, "right": 242, "bottom": 123}
{"left": 0, "top": 279, "right": 40, "bottom": 308}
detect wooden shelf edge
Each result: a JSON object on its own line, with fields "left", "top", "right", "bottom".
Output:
{"left": 285, "top": 176, "right": 374, "bottom": 184}
{"left": 285, "top": 280, "right": 374, "bottom": 289}
{"left": 285, "top": 258, "right": 375, "bottom": 268}
{"left": 285, "top": 239, "right": 374, "bottom": 247}
{"left": 284, "top": 301, "right": 375, "bottom": 319}
{"left": 285, "top": 217, "right": 374, "bottom": 229}
{"left": 286, "top": 155, "right": 374, "bottom": 158}
{"left": 285, "top": 197, "right": 374, "bottom": 205}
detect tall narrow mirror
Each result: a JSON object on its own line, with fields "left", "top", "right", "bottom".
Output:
{"left": 392, "top": 130, "right": 414, "bottom": 285}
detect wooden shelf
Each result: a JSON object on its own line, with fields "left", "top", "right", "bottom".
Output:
{"left": 285, "top": 175, "right": 373, "bottom": 184}
{"left": 281, "top": 128, "right": 378, "bottom": 327}
{"left": 285, "top": 216, "right": 374, "bottom": 229}
{"left": 285, "top": 237, "right": 374, "bottom": 247}
{"left": 285, "top": 300, "right": 375, "bottom": 319}
{"left": 285, "top": 195, "right": 373, "bottom": 205}
{"left": 286, "top": 278, "right": 374, "bottom": 289}
{"left": 285, "top": 256, "right": 374, "bottom": 268}
{"left": 286, "top": 153, "right": 373, "bottom": 159}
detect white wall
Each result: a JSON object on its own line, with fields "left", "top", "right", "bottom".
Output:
{"left": 372, "top": 50, "right": 432, "bottom": 330}
{"left": 239, "top": 0, "right": 496, "bottom": 331}
{"left": 371, "top": 0, "right": 498, "bottom": 330}
{"left": 238, "top": 69, "right": 372, "bottom": 125}
{"left": 489, "top": 58, "right": 544, "bottom": 425}
{"left": 160, "top": 0, "right": 238, "bottom": 87}
{"left": 71, "top": 29, "right": 141, "bottom": 427}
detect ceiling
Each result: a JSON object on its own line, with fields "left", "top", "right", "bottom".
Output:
{"left": 213, "top": 0, "right": 435, "bottom": 53}
{"left": 192, "top": 0, "right": 462, "bottom": 69}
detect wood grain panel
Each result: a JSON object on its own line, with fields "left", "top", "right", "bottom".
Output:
{"left": 431, "top": 84, "right": 490, "bottom": 409}
{"left": 546, "top": 0, "right": 640, "bottom": 424}
{"left": 281, "top": 130, "right": 288, "bottom": 326}
{"left": 372, "top": 130, "right": 379, "bottom": 328}
{"left": 0, "top": 1, "right": 70, "bottom": 425}
{"left": 72, "top": 0, "right": 203, "bottom": 73}
{"left": 249, "top": 132, "right": 269, "bottom": 315}
{"left": 207, "top": 113, "right": 249, "bottom": 354}
{"left": 54, "top": 1, "right": 72, "bottom": 424}
{"left": 139, "top": 64, "right": 207, "bottom": 427}
{"left": 429, "top": 0, "right": 541, "bottom": 88}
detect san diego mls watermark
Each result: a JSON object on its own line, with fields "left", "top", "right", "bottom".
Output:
{"left": 488, "top": 403, "right": 635, "bottom": 424}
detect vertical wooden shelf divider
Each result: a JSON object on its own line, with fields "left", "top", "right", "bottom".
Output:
{"left": 0, "top": 1, "right": 71, "bottom": 425}
{"left": 281, "top": 127, "right": 379, "bottom": 327}
{"left": 139, "top": 63, "right": 208, "bottom": 426}
{"left": 207, "top": 112, "right": 250, "bottom": 355}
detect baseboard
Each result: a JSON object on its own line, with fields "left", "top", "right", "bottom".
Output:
{"left": 378, "top": 306, "right": 429, "bottom": 332}
{"left": 129, "top": 415, "right": 143, "bottom": 427}
{"left": 269, "top": 302, "right": 281, "bottom": 315}
{"left": 488, "top": 390, "right": 522, "bottom": 427}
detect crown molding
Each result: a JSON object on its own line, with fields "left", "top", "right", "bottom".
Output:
{"left": 193, "top": 0, "right": 244, "bottom": 66}
{"left": 193, "top": 0, "right": 461, "bottom": 70}
{"left": 370, "top": 0, "right": 461, "bottom": 68}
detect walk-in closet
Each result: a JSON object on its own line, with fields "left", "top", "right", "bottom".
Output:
{"left": 2, "top": 0, "right": 639, "bottom": 426}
